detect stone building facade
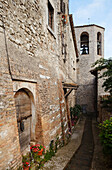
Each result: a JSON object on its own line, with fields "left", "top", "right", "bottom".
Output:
{"left": 0, "top": 0, "right": 78, "bottom": 169}
{"left": 75, "top": 24, "right": 105, "bottom": 114}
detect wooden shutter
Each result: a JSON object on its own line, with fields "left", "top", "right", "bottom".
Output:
{"left": 60, "top": 0, "right": 65, "bottom": 14}
{"left": 64, "top": 44, "right": 67, "bottom": 59}
{"left": 60, "top": 0, "right": 63, "bottom": 13}
{"left": 62, "top": 34, "right": 64, "bottom": 54}
{"left": 48, "top": 1, "right": 54, "bottom": 30}
{"left": 63, "top": 2, "right": 65, "bottom": 14}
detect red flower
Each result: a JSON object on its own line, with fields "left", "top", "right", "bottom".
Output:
{"left": 23, "top": 162, "right": 30, "bottom": 168}
{"left": 33, "top": 148, "right": 38, "bottom": 152}
{"left": 26, "top": 162, "right": 29, "bottom": 165}
{"left": 30, "top": 144, "right": 45, "bottom": 154}
{"left": 36, "top": 144, "right": 40, "bottom": 147}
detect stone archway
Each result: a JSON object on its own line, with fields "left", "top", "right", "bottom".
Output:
{"left": 14, "top": 88, "right": 34, "bottom": 153}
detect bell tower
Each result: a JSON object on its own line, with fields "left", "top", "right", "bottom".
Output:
{"left": 75, "top": 24, "right": 105, "bottom": 114}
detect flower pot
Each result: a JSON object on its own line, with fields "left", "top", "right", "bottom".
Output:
{"left": 23, "top": 167, "right": 29, "bottom": 170}
{"left": 38, "top": 148, "right": 43, "bottom": 156}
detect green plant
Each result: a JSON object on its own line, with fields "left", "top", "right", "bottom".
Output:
{"left": 99, "top": 118, "right": 112, "bottom": 155}
{"left": 21, "top": 139, "right": 64, "bottom": 169}
{"left": 21, "top": 144, "right": 46, "bottom": 169}
{"left": 23, "top": 162, "right": 30, "bottom": 168}
{"left": 30, "top": 144, "right": 45, "bottom": 153}
{"left": 22, "top": 154, "right": 31, "bottom": 169}
{"left": 49, "top": 140, "right": 55, "bottom": 156}
{"left": 70, "top": 104, "right": 82, "bottom": 118}
{"left": 70, "top": 104, "right": 82, "bottom": 126}
{"left": 92, "top": 58, "right": 112, "bottom": 110}
{"left": 44, "top": 150, "right": 52, "bottom": 162}
{"left": 44, "top": 140, "right": 55, "bottom": 162}
{"left": 30, "top": 144, "right": 45, "bottom": 168}
{"left": 55, "top": 136, "right": 59, "bottom": 153}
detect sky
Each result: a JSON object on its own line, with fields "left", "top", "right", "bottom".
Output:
{"left": 69, "top": 0, "right": 112, "bottom": 59}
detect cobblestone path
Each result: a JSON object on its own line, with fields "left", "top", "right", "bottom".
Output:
{"left": 65, "top": 116, "right": 94, "bottom": 170}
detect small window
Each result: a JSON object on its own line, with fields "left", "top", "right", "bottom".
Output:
{"left": 60, "top": 0, "right": 63, "bottom": 12}
{"left": 62, "top": 33, "right": 64, "bottom": 54}
{"left": 97, "top": 32, "right": 102, "bottom": 55}
{"left": 67, "top": 4, "right": 69, "bottom": 15}
{"left": 61, "top": 34, "right": 67, "bottom": 62}
{"left": 48, "top": 1, "right": 54, "bottom": 31}
{"left": 80, "top": 32, "right": 89, "bottom": 55}
{"left": 64, "top": 44, "right": 67, "bottom": 60}
{"left": 60, "top": 0, "right": 65, "bottom": 14}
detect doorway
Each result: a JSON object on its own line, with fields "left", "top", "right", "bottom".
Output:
{"left": 14, "top": 89, "right": 32, "bottom": 152}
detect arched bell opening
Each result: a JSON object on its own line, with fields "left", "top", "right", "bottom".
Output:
{"left": 14, "top": 88, "right": 35, "bottom": 154}
{"left": 97, "top": 32, "right": 102, "bottom": 55}
{"left": 80, "top": 32, "right": 89, "bottom": 55}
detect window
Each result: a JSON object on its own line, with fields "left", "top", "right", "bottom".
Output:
{"left": 48, "top": 1, "right": 54, "bottom": 31}
{"left": 60, "top": 0, "right": 65, "bottom": 14}
{"left": 64, "top": 44, "right": 67, "bottom": 62}
{"left": 80, "top": 32, "right": 89, "bottom": 55}
{"left": 67, "top": 4, "right": 69, "bottom": 15}
{"left": 61, "top": 33, "right": 67, "bottom": 62}
{"left": 60, "top": 0, "right": 63, "bottom": 13}
{"left": 62, "top": 33, "right": 64, "bottom": 54}
{"left": 97, "top": 32, "right": 102, "bottom": 55}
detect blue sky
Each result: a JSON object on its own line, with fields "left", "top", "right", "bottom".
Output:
{"left": 69, "top": 0, "right": 112, "bottom": 59}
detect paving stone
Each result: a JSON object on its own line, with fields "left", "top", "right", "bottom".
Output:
{"left": 65, "top": 116, "right": 94, "bottom": 170}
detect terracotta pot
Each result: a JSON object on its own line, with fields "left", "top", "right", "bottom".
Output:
{"left": 23, "top": 167, "right": 29, "bottom": 170}
{"left": 38, "top": 148, "right": 43, "bottom": 156}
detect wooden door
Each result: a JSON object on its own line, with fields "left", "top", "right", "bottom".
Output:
{"left": 15, "top": 89, "right": 32, "bottom": 152}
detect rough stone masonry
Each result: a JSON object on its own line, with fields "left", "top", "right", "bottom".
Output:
{"left": 0, "top": 0, "right": 78, "bottom": 169}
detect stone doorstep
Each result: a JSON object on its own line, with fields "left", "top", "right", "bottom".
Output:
{"left": 31, "top": 117, "right": 85, "bottom": 170}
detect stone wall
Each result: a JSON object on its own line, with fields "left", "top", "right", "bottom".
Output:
{"left": 0, "top": 28, "right": 22, "bottom": 169}
{"left": 98, "top": 95, "right": 111, "bottom": 122}
{"left": 97, "top": 69, "right": 110, "bottom": 122}
{"left": 0, "top": 0, "right": 77, "bottom": 168}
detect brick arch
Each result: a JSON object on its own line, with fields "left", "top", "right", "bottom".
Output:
{"left": 13, "top": 83, "right": 36, "bottom": 103}
{"left": 14, "top": 88, "right": 35, "bottom": 154}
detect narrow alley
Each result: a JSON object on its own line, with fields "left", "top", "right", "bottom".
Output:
{"left": 65, "top": 116, "right": 94, "bottom": 170}
{"left": 0, "top": 1, "right": 111, "bottom": 169}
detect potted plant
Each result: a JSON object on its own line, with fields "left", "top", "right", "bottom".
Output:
{"left": 23, "top": 162, "right": 30, "bottom": 170}
{"left": 30, "top": 144, "right": 45, "bottom": 156}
